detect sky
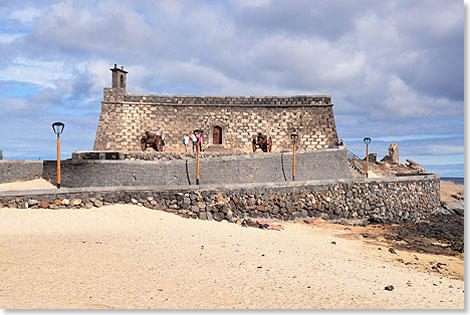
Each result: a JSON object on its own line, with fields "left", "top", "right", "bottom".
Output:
{"left": 0, "top": 0, "right": 464, "bottom": 177}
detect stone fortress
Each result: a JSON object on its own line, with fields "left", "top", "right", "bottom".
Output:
{"left": 0, "top": 65, "right": 441, "bottom": 225}
{"left": 94, "top": 65, "right": 339, "bottom": 152}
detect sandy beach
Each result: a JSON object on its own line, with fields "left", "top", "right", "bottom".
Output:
{"left": 0, "top": 200, "right": 464, "bottom": 309}
{"left": 0, "top": 178, "right": 55, "bottom": 191}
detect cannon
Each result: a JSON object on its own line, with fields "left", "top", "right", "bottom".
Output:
{"left": 141, "top": 131, "right": 164, "bottom": 152}
{"left": 252, "top": 132, "right": 272, "bottom": 152}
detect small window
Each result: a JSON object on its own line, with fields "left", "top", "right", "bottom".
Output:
{"left": 120, "top": 74, "right": 124, "bottom": 88}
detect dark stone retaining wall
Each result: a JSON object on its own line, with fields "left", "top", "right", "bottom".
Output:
{"left": 0, "top": 160, "right": 43, "bottom": 184}
{"left": 0, "top": 175, "right": 440, "bottom": 224}
{"left": 43, "top": 149, "right": 352, "bottom": 188}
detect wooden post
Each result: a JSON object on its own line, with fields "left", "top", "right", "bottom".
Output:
{"left": 365, "top": 144, "right": 369, "bottom": 178}
{"left": 57, "top": 135, "right": 61, "bottom": 189}
{"left": 196, "top": 138, "right": 200, "bottom": 185}
{"left": 292, "top": 142, "right": 296, "bottom": 181}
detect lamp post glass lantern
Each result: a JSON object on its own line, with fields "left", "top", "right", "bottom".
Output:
{"left": 363, "top": 137, "right": 371, "bottom": 178}
{"left": 291, "top": 132, "right": 299, "bottom": 181}
{"left": 52, "top": 122, "right": 65, "bottom": 189}
{"left": 52, "top": 122, "right": 64, "bottom": 136}
{"left": 194, "top": 129, "right": 204, "bottom": 185}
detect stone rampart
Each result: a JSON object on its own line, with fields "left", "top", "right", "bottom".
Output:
{"left": 0, "top": 175, "right": 440, "bottom": 224}
{"left": 0, "top": 160, "right": 43, "bottom": 184}
{"left": 94, "top": 89, "right": 338, "bottom": 152}
{"left": 43, "top": 149, "right": 352, "bottom": 188}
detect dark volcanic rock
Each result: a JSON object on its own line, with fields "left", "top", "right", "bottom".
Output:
{"left": 386, "top": 213, "right": 464, "bottom": 254}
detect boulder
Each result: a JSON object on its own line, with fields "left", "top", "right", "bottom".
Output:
{"left": 93, "top": 199, "right": 103, "bottom": 208}
{"left": 389, "top": 143, "right": 399, "bottom": 164}
{"left": 213, "top": 212, "right": 225, "bottom": 222}
{"left": 406, "top": 159, "right": 424, "bottom": 172}
{"left": 442, "top": 201, "right": 464, "bottom": 216}
{"left": 71, "top": 199, "right": 82, "bottom": 206}
{"left": 39, "top": 201, "right": 49, "bottom": 209}
{"left": 365, "top": 153, "right": 377, "bottom": 163}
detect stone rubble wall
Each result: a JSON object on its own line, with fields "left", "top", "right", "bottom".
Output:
{"left": 0, "top": 175, "right": 440, "bottom": 224}
{"left": 94, "top": 90, "right": 338, "bottom": 152}
{"left": 43, "top": 149, "right": 352, "bottom": 188}
{"left": 72, "top": 151, "right": 248, "bottom": 161}
{"left": 0, "top": 160, "right": 43, "bottom": 184}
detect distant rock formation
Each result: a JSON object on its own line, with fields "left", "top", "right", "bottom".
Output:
{"left": 364, "top": 153, "right": 377, "bottom": 163}
{"left": 348, "top": 143, "right": 431, "bottom": 178}
{"left": 381, "top": 143, "right": 399, "bottom": 164}
{"left": 406, "top": 159, "right": 425, "bottom": 173}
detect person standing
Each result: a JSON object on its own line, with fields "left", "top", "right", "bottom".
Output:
{"left": 190, "top": 132, "right": 197, "bottom": 152}
{"left": 183, "top": 134, "right": 190, "bottom": 152}
{"left": 161, "top": 133, "right": 165, "bottom": 147}
{"left": 196, "top": 133, "right": 202, "bottom": 151}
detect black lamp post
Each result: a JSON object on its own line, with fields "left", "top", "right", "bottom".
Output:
{"left": 194, "top": 129, "right": 204, "bottom": 185}
{"left": 363, "top": 137, "right": 371, "bottom": 178}
{"left": 52, "top": 122, "right": 65, "bottom": 189}
{"left": 290, "top": 132, "right": 299, "bottom": 181}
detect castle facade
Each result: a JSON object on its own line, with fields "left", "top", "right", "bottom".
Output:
{"left": 94, "top": 65, "right": 339, "bottom": 152}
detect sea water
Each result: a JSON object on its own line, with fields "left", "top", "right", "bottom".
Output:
{"left": 441, "top": 177, "right": 464, "bottom": 185}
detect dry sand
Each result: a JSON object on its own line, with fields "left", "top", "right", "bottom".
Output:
{"left": 0, "top": 178, "right": 55, "bottom": 191}
{"left": 0, "top": 204, "right": 464, "bottom": 309}
{"left": 440, "top": 180, "right": 465, "bottom": 202}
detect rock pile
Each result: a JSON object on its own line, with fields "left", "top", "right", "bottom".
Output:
{"left": 384, "top": 200, "right": 464, "bottom": 255}
{"left": 349, "top": 143, "right": 432, "bottom": 178}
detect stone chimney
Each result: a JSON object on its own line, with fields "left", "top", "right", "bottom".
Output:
{"left": 110, "top": 64, "right": 128, "bottom": 91}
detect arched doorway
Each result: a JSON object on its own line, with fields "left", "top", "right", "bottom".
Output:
{"left": 213, "top": 126, "right": 222, "bottom": 144}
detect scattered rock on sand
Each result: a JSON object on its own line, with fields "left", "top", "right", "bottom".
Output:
{"left": 93, "top": 199, "right": 103, "bottom": 208}
{"left": 39, "top": 201, "right": 49, "bottom": 209}
{"left": 71, "top": 199, "right": 82, "bottom": 207}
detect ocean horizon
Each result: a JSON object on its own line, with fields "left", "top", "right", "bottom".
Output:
{"left": 441, "top": 177, "right": 464, "bottom": 185}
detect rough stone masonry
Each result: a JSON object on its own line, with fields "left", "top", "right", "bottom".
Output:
{"left": 0, "top": 175, "right": 440, "bottom": 225}
{"left": 94, "top": 65, "right": 339, "bottom": 152}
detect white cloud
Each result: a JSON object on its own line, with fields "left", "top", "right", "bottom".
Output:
{"left": 0, "top": 98, "right": 27, "bottom": 113}
{"left": 377, "top": 74, "right": 462, "bottom": 119}
{"left": 9, "top": 7, "right": 42, "bottom": 23}
{"left": 0, "top": 33, "right": 23, "bottom": 44}
{"left": 230, "top": 0, "right": 271, "bottom": 8}
{"left": 0, "top": 0, "right": 463, "bottom": 176}
{"left": 0, "top": 58, "right": 73, "bottom": 88}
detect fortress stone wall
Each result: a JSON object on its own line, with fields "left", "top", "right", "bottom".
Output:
{"left": 0, "top": 175, "right": 441, "bottom": 225}
{"left": 43, "top": 149, "right": 352, "bottom": 188}
{"left": 94, "top": 66, "right": 339, "bottom": 152}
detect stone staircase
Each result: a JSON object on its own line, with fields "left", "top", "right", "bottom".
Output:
{"left": 348, "top": 158, "right": 365, "bottom": 178}
{"left": 203, "top": 145, "right": 232, "bottom": 153}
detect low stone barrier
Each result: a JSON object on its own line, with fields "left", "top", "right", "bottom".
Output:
{"left": 43, "top": 149, "right": 352, "bottom": 188}
{"left": 72, "top": 151, "right": 247, "bottom": 161}
{"left": 0, "top": 160, "right": 43, "bottom": 184}
{"left": 0, "top": 175, "right": 440, "bottom": 224}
